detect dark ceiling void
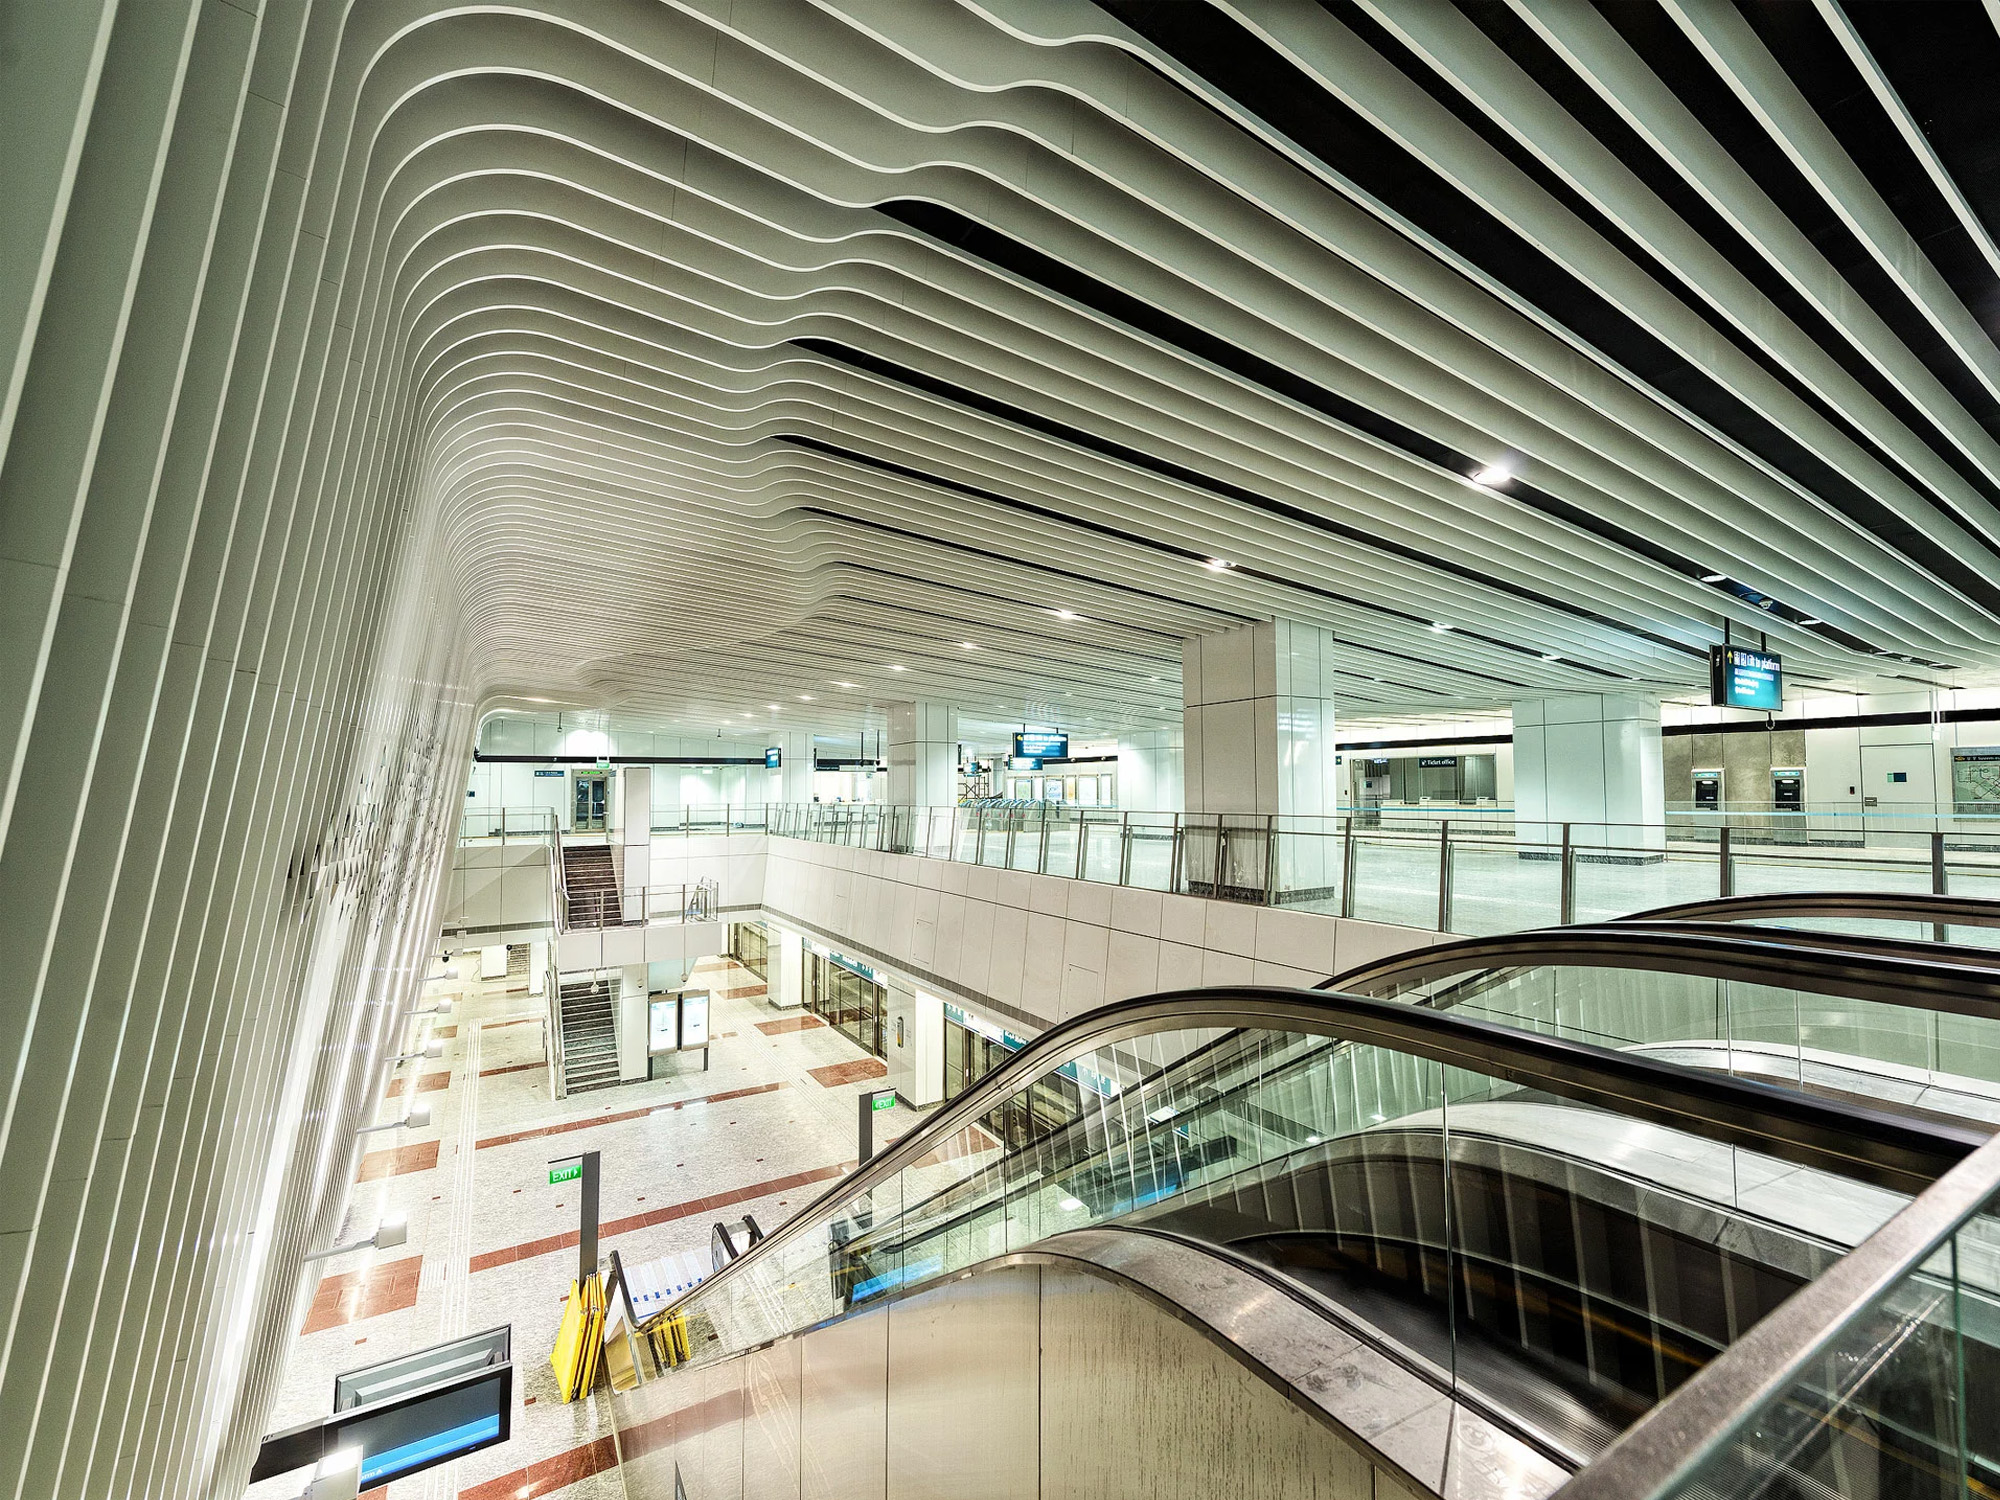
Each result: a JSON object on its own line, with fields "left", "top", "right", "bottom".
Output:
{"left": 1093, "top": 0, "right": 2000, "bottom": 624}
{"left": 781, "top": 432, "right": 1598, "bottom": 685}
{"left": 878, "top": 194, "right": 1883, "bottom": 661}
{"left": 789, "top": 336, "right": 1705, "bottom": 668}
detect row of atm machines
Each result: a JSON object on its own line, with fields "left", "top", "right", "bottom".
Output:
{"left": 1690, "top": 766, "right": 1805, "bottom": 813}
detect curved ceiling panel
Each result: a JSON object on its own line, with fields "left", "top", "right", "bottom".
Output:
{"left": 301, "top": 0, "right": 2000, "bottom": 732}
{"left": 7, "top": 7, "right": 2000, "bottom": 1496}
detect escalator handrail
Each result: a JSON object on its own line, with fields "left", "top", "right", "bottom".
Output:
{"left": 1326, "top": 923, "right": 2000, "bottom": 1018}
{"left": 661, "top": 985, "right": 1985, "bottom": 1324}
{"left": 1622, "top": 889, "right": 2000, "bottom": 927}
{"left": 1553, "top": 1125, "right": 2000, "bottom": 1500}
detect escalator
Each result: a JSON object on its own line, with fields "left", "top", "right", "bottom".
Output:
{"left": 606, "top": 977, "right": 1993, "bottom": 1499}
{"left": 1331, "top": 906, "right": 2000, "bottom": 1130}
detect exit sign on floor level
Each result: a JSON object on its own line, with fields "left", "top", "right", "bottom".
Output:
{"left": 549, "top": 1161, "right": 581, "bottom": 1185}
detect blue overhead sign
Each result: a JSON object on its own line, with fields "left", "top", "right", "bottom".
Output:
{"left": 1012, "top": 731, "right": 1068, "bottom": 760}
{"left": 765, "top": 746, "right": 782, "bottom": 768}
{"left": 1710, "top": 646, "right": 1782, "bottom": 712}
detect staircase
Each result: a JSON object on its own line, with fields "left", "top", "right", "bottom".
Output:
{"left": 562, "top": 842, "right": 619, "bottom": 928}
{"left": 559, "top": 978, "right": 620, "bottom": 1092}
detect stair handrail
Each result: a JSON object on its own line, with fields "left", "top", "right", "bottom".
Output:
{"left": 552, "top": 825, "right": 571, "bottom": 931}
{"left": 546, "top": 943, "right": 566, "bottom": 1100}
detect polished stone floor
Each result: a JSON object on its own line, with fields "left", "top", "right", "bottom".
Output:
{"left": 245, "top": 952, "right": 921, "bottom": 1500}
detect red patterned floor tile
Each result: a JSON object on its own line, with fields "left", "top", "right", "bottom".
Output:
{"left": 807, "top": 1057, "right": 887, "bottom": 1088}
{"left": 754, "top": 1015, "right": 824, "bottom": 1036}
{"left": 301, "top": 1255, "right": 424, "bottom": 1333}
{"left": 355, "top": 1140, "right": 440, "bottom": 1181}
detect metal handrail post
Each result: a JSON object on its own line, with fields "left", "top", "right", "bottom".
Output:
{"left": 1436, "top": 820, "right": 1452, "bottom": 932}
{"left": 1263, "top": 814, "right": 1279, "bottom": 906}
{"left": 1075, "top": 809, "right": 1089, "bottom": 880}
{"left": 1169, "top": 814, "right": 1184, "bottom": 894}
{"left": 1340, "top": 818, "right": 1357, "bottom": 918}
{"left": 1559, "top": 823, "right": 1575, "bottom": 925}
{"left": 1718, "top": 824, "right": 1733, "bottom": 898}
{"left": 1932, "top": 829, "right": 1948, "bottom": 942}
{"left": 1118, "top": 811, "right": 1133, "bottom": 886}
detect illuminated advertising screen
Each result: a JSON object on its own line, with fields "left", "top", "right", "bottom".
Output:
{"left": 765, "top": 746, "right": 781, "bottom": 768}
{"left": 1012, "top": 730, "right": 1068, "bottom": 760}
{"left": 679, "top": 991, "right": 710, "bottom": 1048}
{"left": 1709, "top": 646, "right": 1782, "bottom": 712}
{"left": 648, "top": 998, "right": 678, "bottom": 1052}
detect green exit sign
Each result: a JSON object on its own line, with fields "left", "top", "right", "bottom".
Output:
{"left": 871, "top": 1092, "right": 896, "bottom": 1113}
{"left": 549, "top": 1161, "right": 581, "bottom": 1185}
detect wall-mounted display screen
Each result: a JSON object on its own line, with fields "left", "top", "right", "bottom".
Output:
{"left": 1007, "top": 755, "right": 1040, "bottom": 771}
{"left": 648, "top": 997, "right": 678, "bottom": 1052}
{"left": 1012, "top": 731, "right": 1068, "bottom": 760}
{"left": 679, "top": 992, "right": 709, "bottom": 1048}
{"left": 1709, "top": 646, "right": 1782, "bottom": 711}
{"left": 764, "top": 746, "right": 781, "bottom": 768}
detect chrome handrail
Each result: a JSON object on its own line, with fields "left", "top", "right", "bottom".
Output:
{"left": 1326, "top": 922, "right": 2000, "bottom": 1017}
{"left": 1552, "top": 1124, "right": 2000, "bottom": 1500}
{"left": 1625, "top": 889, "right": 2000, "bottom": 928}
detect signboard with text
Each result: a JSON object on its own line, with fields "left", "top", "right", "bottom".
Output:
{"left": 1012, "top": 731, "right": 1068, "bottom": 760}
{"left": 1709, "top": 646, "right": 1783, "bottom": 712}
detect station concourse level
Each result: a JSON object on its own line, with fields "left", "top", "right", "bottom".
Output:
{"left": 9, "top": 4, "right": 2000, "bottom": 1498}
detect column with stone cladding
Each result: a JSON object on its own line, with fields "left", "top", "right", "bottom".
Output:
{"left": 1182, "top": 619, "right": 1339, "bottom": 901}
{"left": 887, "top": 702, "right": 957, "bottom": 806}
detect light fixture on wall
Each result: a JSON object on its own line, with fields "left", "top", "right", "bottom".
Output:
{"left": 302, "top": 1213, "right": 408, "bottom": 1262}
{"left": 357, "top": 1104, "right": 431, "bottom": 1135}
{"left": 391, "top": 1039, "right": 444, "bottom": 1065}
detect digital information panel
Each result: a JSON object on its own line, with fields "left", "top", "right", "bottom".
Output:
{"left": 251, "top": 1326, "right": 512, "bottom": 1489}
{"left": 1012, "top": 730, "right": 1068, "bottom": 760}
{"left": 679, "top": 991, "right": 710, "bottom": 1048}
{"left": 1709, "top": 646, "right": 1782, "bottom": 712}
{"left": 765, "top": 746, "right": 781, "bottom": 768}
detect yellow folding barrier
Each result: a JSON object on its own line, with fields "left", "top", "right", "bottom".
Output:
{"left": 549, "top": 1274, "right": 607, "bottom": 1402}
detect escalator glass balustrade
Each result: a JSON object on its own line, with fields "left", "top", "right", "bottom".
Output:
{"left": 633, "top": 990, "right": 1980, "bottom": 1473}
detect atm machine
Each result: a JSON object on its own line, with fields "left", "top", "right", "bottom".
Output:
{"left": 1357, "top": 758, "right": 1391, "bottom": 828}
{"left": 1692, "top": 769, "right": 1723, "bottom": 812}
{"left": 1772, "top": 767, "right": 1805, "bottom": 844}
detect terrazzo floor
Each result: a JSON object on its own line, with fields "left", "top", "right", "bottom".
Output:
{"left": 243, "top": 951, "right": 924, "bottom": 1500}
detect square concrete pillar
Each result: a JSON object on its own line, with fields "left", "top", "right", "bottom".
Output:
{"left": 1513, "top": 694, "right": 1664, "bottom": 855}
{"left": 1116, "top": 729, "right": 1183, "bottom": 812}
{"left": 888, "top": 701, "right": 957, "bottom": 805}
{"left": 774, "top": 729, "right": 816, "bottom": 804}
{"left": 619, "top": 765, "right": 651, "bottom": 916}
{"left": 1184, "top": 620, "right": 1339, "bottom": 897}
{"left": 618, "top": 964, "right": 650, "bottom": 1081}
{"left": 771, "top": 927, "right": 805, "bottom": 1010}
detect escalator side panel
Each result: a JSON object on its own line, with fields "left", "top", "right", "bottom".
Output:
{"left": 743, "top": 1341, "right": 800, "bottom": 1500}
{"left": 623, "top": 1241, "right": 1546, "bottom": 1500}
{"left": 800, "top": 1303, "right": 886, "bottom": 1500}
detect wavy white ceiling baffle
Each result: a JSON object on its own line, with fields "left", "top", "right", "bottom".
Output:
{"left": 3, "top": 3, "right": 1999, "bottom": 1494}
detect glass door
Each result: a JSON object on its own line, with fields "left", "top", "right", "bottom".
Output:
{"left": 573, "top": 773, "right": 608, "bottom": 831}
